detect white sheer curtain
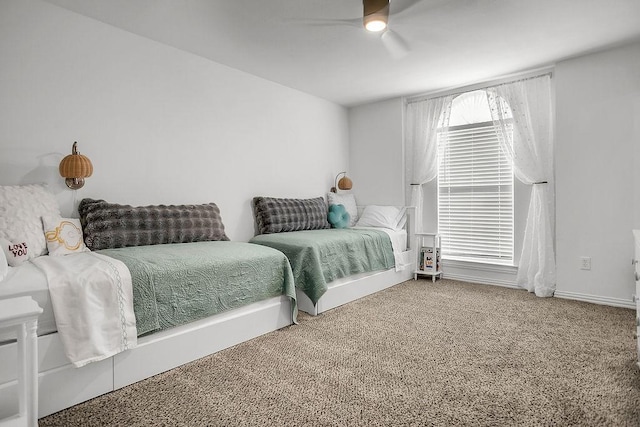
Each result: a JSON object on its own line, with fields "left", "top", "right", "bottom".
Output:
{"left": 487, "top": 74, "right": 555, "bottom": 297}
{"left": 404, "top": 95, "right": 452, "bottom": 232}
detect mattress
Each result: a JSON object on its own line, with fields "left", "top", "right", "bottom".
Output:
{"left": 100, "top": 241, "right": 297, "bottom": 336}
{"left": 0, "top": 261, "right": 57, "bottom": 342}
{"left": 249, "top": 227, "right": 398, "bottom": 305}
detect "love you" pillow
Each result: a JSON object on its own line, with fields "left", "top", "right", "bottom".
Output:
{"left": 0, "top": 238, "right": 30, "bottom": 267}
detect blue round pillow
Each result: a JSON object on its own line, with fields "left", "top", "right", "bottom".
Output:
{"left": 328, "top": 204, "right": 350, "bottom": 229}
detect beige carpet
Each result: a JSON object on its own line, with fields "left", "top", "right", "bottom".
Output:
{"left": 40, "top": 279, "right": 640, "bottom": 426}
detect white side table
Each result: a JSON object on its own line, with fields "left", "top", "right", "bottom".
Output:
{"left": 0, "top": 297, "right": 42, "bottom": 427}
{"left": 414, "top": 232, "right": 443, "bottom": 282}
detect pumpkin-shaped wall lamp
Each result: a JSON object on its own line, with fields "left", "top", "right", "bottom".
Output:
{"left": 59, "top": 142, "right": 93, "bottom": 190}
{"left": 330, "top": 171, "right": 353, "bottom": 193}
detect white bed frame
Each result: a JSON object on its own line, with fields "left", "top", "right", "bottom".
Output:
{"left": 0, "top": 273, "right": 421, "bottom": 420}
{"left": 296, "top": 266, "right": 415, "bottom": 316}
{"left": 0, "top": 295, "right": 293, "bottom": 419}
{"left": 0, "top": 207, "right": 416, "bottom": 420}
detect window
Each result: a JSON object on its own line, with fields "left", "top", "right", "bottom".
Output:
{"left": 437, "top": 90, "right": 513, "bottom": 263}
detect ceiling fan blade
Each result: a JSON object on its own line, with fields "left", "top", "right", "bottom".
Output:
{"left": 290, "top": 17, "right": 360, "bottom": 29}
{"left": 381, "top": 29, "right": 410, "bottom": 59}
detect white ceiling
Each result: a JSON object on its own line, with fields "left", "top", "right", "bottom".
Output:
{"left": 45, "top": 0, "right": 640, "bottom": 107}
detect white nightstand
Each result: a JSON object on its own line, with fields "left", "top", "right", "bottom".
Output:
{"left": 0, "top": 297, "right": 42, "bottom": 427}
{"left": 414, "top": 232, "right": 443, "bottom": 282}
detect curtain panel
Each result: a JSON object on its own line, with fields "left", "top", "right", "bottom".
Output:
{"left": 404, "top": 95, "right": 452, "bottom": 232}
{"left": 487, "top": 74, "right": 556, "bottom": 297}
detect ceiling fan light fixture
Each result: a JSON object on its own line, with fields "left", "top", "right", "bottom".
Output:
{"left": 363, "top": 0, "right": 389, "bottom": 32}
{"left": 364, "top": 18, "right": 387, "bottom": 32}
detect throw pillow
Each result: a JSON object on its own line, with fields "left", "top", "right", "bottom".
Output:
{"left": 328, "top": 204, "right": 350, "bottom": 229}
{"left": 0, "top": 237, "right": 30, "bottom": 267}
{"left": 0, "top": 184, "right": 60, "bottom": 260}
{"left": 43, "top": 217, "right": 90, "bottom": 256}
{"left": 78, "top": 199, "right": 230, "bottom": 251}
{"left": 252, "top": 196, "right": 330, "bottom": 234}
{"left": 355, "top": 205, "right": 407, "bottom": 230}
{"left": 327, "top": 192, "right": 358, "bottom": 227}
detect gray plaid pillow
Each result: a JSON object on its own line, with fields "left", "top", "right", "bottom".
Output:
{"left": 252, "top": 196, "right": 330, "bottom": 234}
{"left": 79, "top": 198, "right": 229, "bottom": 250}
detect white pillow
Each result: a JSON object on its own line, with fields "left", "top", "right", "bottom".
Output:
{"left": 327, "top": 193, "right": 358, "bottom": 227}
{"left": 43, "top": 217, "right": 90, "bottom": 256}
{"left": 0, "top": 243, "right": 7, "bottom": 282}
{"left": 0, "top": 237, "right": 29, "bottom": 267}
{"left": 0, "top": 184, "right": 60, "bottom": 261}
{"left": 355, "top": 205, "right": 407, "bottom": 230}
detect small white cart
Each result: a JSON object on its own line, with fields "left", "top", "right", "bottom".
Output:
{"left": 414, "top": 232, "right": 443, "bottom": 282}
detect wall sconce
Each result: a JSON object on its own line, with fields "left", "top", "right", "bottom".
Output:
{"left": 59, "top": 142, "right": 93, "bottom": 190}
{"left": 330, "top": 171, "right": 353, "bottom": 193}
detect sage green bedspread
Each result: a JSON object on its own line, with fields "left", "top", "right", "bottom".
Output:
{"left": 249, "top": 228, "right": 395, "bottom": 305}
{"left": 99, "top": 241, "right": 297, "bottom": 337}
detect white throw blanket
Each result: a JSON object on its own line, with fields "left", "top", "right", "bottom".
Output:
{"left": 33, "top": 252, "right": 137, "bottom": 367}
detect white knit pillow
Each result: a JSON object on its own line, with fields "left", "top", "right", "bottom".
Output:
{"left": 0, "top": 184, "right": 60, "bottom": 261}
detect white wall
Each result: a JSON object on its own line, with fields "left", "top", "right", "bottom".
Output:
{"left": 348, "top": 98, "right": 405, "bottom": 207}
{"left": 0, "top": 0, "right": 349, "bottom": 242}
{"left": 349, "top": 40, "right": 640, "bottom": 306}
{"left": 555, "top": 41, "right": 640, "bottom": 306}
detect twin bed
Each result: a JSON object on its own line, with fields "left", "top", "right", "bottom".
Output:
{"left": 249, "top": 196, "right": 414, "bottom": 316}
{"left": 0, "top": 187, "right": 414, "bottom": 419}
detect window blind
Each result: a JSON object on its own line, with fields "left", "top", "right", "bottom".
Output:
{"left": 437, "top": 121, "right": 513, "bottom": 262}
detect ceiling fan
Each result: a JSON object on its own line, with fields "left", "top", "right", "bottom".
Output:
{"left": 364, "top": 0, "right": 425, "bottom": 58}
{"left": 363, "top": 0, "right": 391, "bottom": 32}
{"left": 297, "top": 0, "right": 422, "bottom": 59}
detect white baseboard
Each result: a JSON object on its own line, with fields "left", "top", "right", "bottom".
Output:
{"left": 443, "top": 274, "right": 635, "bottom": 310}
{"left": 553, "top": 290, "right": 635, "bottom": 309}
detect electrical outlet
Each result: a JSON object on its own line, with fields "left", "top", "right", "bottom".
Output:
{"left": 580, "top": 256, "right": 591, "bottom": 270}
